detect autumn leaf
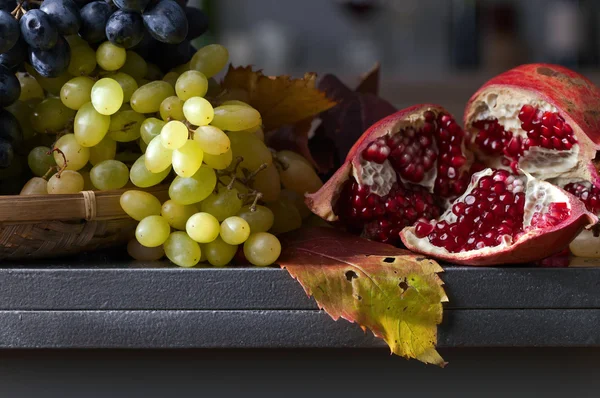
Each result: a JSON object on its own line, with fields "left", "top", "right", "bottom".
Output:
{"left": 355, "top": 62, "right": 381, "bottom": 95}
{"left": 221, "top": 65, "right": 337, "bottom": 131}
{"left": 278, "top": 227, "right": 448, "bottom": 367}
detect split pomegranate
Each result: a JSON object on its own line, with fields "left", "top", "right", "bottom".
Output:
{"left": 306, "top": 105, "right": 472, "bottom": 246}
{"left": 400, "top": 169, "right": 596, "bottom": 265}
{"left": 464, "top": 63, "right": 600, "bottom": 259}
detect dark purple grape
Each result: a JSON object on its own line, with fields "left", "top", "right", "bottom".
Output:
{"left": 73, "top": 0, "right": 92, "bottom": 6}
{"left": 0, "top": 64, "right": 20, "bottom": 107}
{"left": 20, "top": 9, "right": 58, "bottom": 50}
{"left": 184, "top": 7, "right": 208, "bottom": 40}
{"left": 148, "top": 39, "right": 193, "bottom": 71}
{"left": 0, "top": 138, "right": 14, "bottom": 168}
{"left": 0, "top": 108, "right": 23, "bottom": 150}
{"left": 0, "top": 10, "right": 19, "bottom": 53}
{"left": 79, "top": 1, "right": 112, "bottom": 43}
{"left": 105, "top": 10, "right": 144, "bottom": 49}
{"left": 142, "top": 0, "right": 188, "bottom": 44}
{"left": 28, "top": 35, "right": 70, "bottom": 77}
{"left": 0, "top": 37, "right": 26, "bottom": 71}
{"left": 40, "top": 0, "right": 81, "bottom": 36}
{"left": 0, "top": 0, "right": 15, "bottom": 12}
{"left": 113, "top": 0, "right": 150, "bottom": 13}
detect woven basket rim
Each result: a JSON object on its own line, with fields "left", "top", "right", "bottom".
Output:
{"left": 0, "top": 185, "right": 169, "bottom": 223}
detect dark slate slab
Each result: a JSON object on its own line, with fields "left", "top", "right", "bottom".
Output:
{"left": 0, "top": 309, "right": 598, "bottom": 349}
{"left": 0, "top": 264, "right": 599, "bottom": 310}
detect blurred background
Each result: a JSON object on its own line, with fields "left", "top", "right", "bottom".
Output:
{"left": 190, "top": 0, "right": 600, "bottom": 116}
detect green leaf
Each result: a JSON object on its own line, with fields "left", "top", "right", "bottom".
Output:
{"left": 278, "top": 227, "right": 448, "bottom": 367}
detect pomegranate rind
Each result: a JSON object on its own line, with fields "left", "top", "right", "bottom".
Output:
{"left": 400, "top": 183, "right": 597, "bottom": 266}
{"left": 464, "top": 63, "right": 600, "bottom": 185}
{"left": 306, "top": 104, "right": 460, "bottom": 221}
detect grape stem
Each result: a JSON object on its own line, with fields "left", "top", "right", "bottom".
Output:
{"left": 48, "top": 148, "right": 68, "bottom": 177}
{"left": 184, "top": 121, "right": 197, "bottom": 139}
{"left": 10, "top": 0, "right": 25, "bottom": 18}
{"left": 215, "top": 157, "right": 269, "bottom": 210}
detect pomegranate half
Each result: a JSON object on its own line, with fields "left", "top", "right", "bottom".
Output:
{"left": 306, "top": 104, "right": 473, "bottom": 246}
{"left": 400, "top": 169, "right": 596, "bottom": 266}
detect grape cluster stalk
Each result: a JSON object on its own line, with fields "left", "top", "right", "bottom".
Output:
{"left": 0, "top": 0, "right": 324, "bottom": 267}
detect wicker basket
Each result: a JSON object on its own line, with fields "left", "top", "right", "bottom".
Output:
{"left": 0, "top": 186, "right": 169, "bottom": 260}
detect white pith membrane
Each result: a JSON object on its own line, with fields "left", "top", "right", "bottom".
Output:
{"left": 352, "top": 109, "right": 458, "bottom": 199}
{"left": 468, "top": 91, "right": 583, "bottom": 182}
{"left": 402, "top": 168, "right": 570, "bottom": 256}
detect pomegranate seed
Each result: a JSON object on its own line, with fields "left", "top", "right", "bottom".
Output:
{"left": 464, "top": 195, "right": 476, "bottom": 205}
{"left": 424, "top": 110, "right": 435, "bottom": 122}
{"left": 479, "top": 176, "right": 493, "bottom": 190}
{"left": 415, "top": 222, "right": 434, "bottom": 238}
{"left": 452, "top": 202, "right": 466, "bottom": 215}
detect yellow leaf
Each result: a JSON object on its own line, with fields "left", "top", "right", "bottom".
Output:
{"left": 222, "top": 65, "right": 337, "bottom": 131}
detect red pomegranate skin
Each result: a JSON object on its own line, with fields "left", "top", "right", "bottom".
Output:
{"left": 464, "top": 63, "right": 600, "bottom": 183}
{"left": 305, "top": 104, "right": 451, "bottom": 222}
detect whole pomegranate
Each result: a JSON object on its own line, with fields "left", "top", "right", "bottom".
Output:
{"left": 307, "top": 101, "right": 597, "bottom": 265}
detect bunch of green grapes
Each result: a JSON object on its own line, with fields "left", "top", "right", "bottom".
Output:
{"left": 16, "top": 42, "right": 325, "bottom": 268}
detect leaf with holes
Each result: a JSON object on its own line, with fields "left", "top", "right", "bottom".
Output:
{"left": 278, "top": 227, "right": 448, "bottom": 366}
{"left": 221, "top": 65, "right": 337, "bottom": 131}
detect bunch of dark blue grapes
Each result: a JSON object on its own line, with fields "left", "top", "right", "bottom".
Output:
{"left": 0, "top": 0, "right": 208, "bottom": 169}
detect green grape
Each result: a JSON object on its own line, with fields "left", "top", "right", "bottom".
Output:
{"left": 24, "top": 64, "right": 71, "bottom": 96}
{"left": 108, "top": 105, "right": 145, "bottom": 142}
{"left": 130, "top": 81, "right": 175, "bottom": 114}
{"left": 140, "top": 117, "right": 165, "bottom": 144}
{"left": 243, "top": 232, "right": 282, "bottom": 267}
{"left": 228, "top": 131, "right": 272, "bottom": 171}
{"left": 96, "top": 41, "right": 127, "bottom": 71}
{"left": 65, "top": 34, "right": 87, "bottom": 49}
{"left": 68, "top": 43, "right": 97, "bottom": 76}
{"left": 130, "top": 154, "right": 171, "bottom": 187}
{"left": 164, "top": 231, "right": 201, "bottom": 268}
{"left": 161, "top": 200, "right": 198, "bottom": 230}
{"left": 276, "top": 150, "right": 323, "bottom": 195}
{"left": 190, "top": 44, "right": 229, "bottom": 78}
{"left": 31, "top": 97, "right": 76, "bottom": 134}
{"left": 127, "top": 239, "right": 165, "bottom": 261}
{"left": 106, "top": 72, "right": 138, "bottom": 103}
{"left": 80, "top": 170, "right": 94, "bottom": 190}
{"left": 220, "top": 216, "right": 250, "bottom": 245}
{"left": 182, "top": 97, "right": 213, "bottom": 126}
{"left": 211, "top": 105, "right": 261, "bottom": 132}
{"left": 53, "top": 134, "right": 90, "bottom": 171}
{"left": 91, "top": 78, "right": 124, "bottom": 115}
{"left": 280, "top": 189, "right": 312, "bottom": 219}
{"left": 237, "top": 205, "right": 274, "bottom": 233}
{"left": 47, "top": 170, "right": 84, "bottom": 194}
{"left": 20, "top": 177, "right": 48, "bottom": 195}
{"left": 253, "top": 126, "right": 265, "bottom": 141}
{"left": 74, "top": 102, "right": 111, "bottom": 147}
{"left": 120, "top": 190, "right": 162, "bottom": 221}
{"left": 175, "top": 70, "right": 208, "bottom": 101}
{"left": 139, "top": 138, "right": 148, "bottom": 153}
{"left": 60, "top": 76, "right": 95, "bottom": 110}
{"left": 252, "top": 163, "right": 281, "bottom": 202}
{"left": 135, "top": 215, "right": 170, "bottom": 248}
{"left": 199, "top": 188, "right": 242, "bottom": 222}
{"left": 220, "top": 100, "right": 252, "bottom": 108}
{"left": 162, "top": 71, "right": 179, "bottom": 88}
{"left": 90, "top": 160, "right": 129, "bottom": 190}
{"left": 266, "top": 199, "right": 302, "bottom": 234}
{"left": 160, "top": 120, "right": 188, "bottom": 150}
{"left": 27, "top": 146, "right": 56, "bottom": 177}
{"left": 159, "top": 96, "right": 185, "bottom": 121}
{"left": 186, "top": 212, "right": 220, "bottom": 243}
{"left": 172, "top": 62, "right": 190, "bottom": 74}
{"left": 204, "top": 236, "right": 236, "bottom": 267}
{"left": 145, "top": 63, "right": 163, "bottom": 81}
{"left": 203, "top": 149, "right": 232, "bottom": 170}
{"left": 17, "top": 72, "right": 44, "bottom": 102}
{"left": 193, "top": 125, "right": 230, "bottom": 155}
{"left": 114, "top": 150, "right": 140, "bottom": 165}
{"left": 169, "top": 165, "right": 216, "bottom": 205}
{"left": 89, "top": 136, "right": 117, "bottom": 165}
{"left": 119, "top": 51, "right": 148, "bottom": 82}
{"left": 172, "top": 139, "right": 203, "bottom": 177}
{"left": 145, "top": 135, "right": 173, "bottom": 173}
